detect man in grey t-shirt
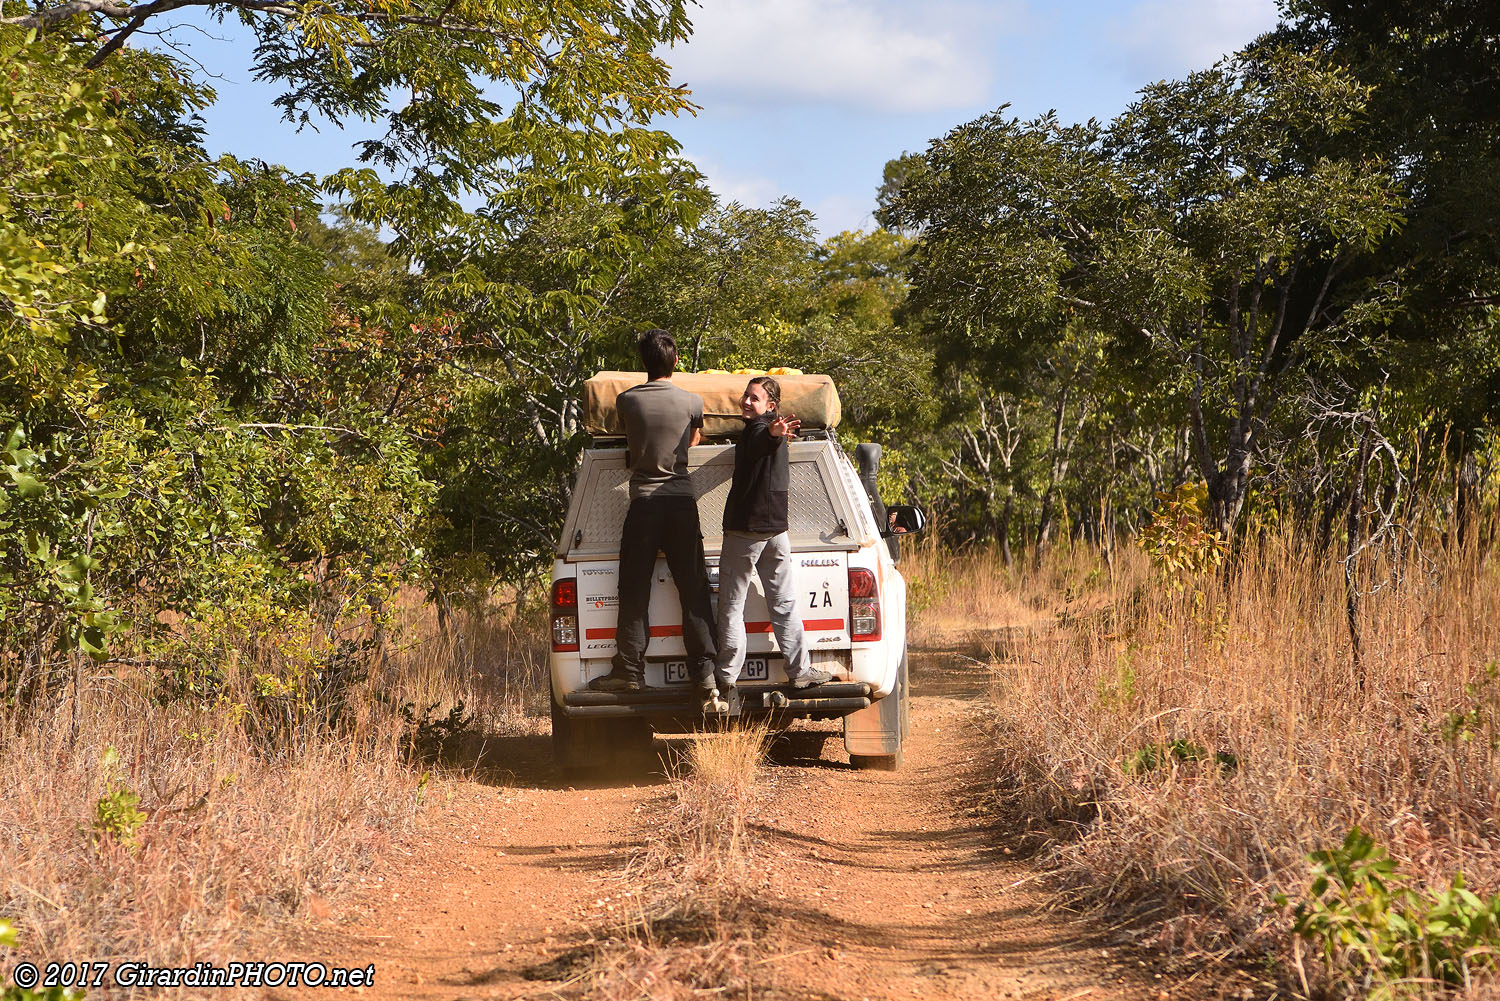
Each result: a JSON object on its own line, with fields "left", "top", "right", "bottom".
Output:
{"left": 617, "top": 379, "right": 701, "bottom": 501}
{"left": 589, "top": 329, "right": 719, "bottom": 700}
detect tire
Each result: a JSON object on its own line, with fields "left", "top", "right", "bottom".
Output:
{"left": 768, "top": 728, "right": 827, "bottom": 765}
{"left": 550, "top": 696, "right": 582, "bottom": 770}
{"left": 898, "top": 651, "right": 911, "bottom": 740}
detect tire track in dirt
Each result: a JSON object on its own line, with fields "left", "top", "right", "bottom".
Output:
{"left": 296, "top": 645, "right": 1192, "bottom": 1000}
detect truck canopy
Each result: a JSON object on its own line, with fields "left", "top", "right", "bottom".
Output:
{"left": 557, "top": 441, "right": 878, "bottom": 561}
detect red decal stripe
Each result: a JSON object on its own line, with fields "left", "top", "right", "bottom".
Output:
{"left": 586, "top": 620, "right": 843, "bottom": 640}
{"left": 585, "top": 627, "right": 681, "bottom": 638}
{"left": 583, "top": 626, "right": 682, "bottom": 638}
{"left": 743, "top": 619, "right": 845, "bottom": 632}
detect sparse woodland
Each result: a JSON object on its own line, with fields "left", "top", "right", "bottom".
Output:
{"left": 1, "top": 0, "right": 1499, "bottom": 997}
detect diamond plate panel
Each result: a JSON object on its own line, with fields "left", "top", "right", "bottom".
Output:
{"left": 690, "top": 458, "right": 734, "bottom": 533}
{"left": 562, "top": 443, "right": 851, "bottom": 558}
{"left": 834, "top": 448, "right": 878, "bottom": 536}
{"left": 572, "top": 463, "right": 631, "bottom": 555}
{"left": 787, "top": 460, "right": 840, "bottom": 538}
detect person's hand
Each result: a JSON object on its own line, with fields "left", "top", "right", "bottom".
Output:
{"left": 769, "top": 413, "right": 801, "bottom": 438}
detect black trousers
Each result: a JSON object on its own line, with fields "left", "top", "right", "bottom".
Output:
{"left": 613, "top": 493, "right": 718, "bottom": 685}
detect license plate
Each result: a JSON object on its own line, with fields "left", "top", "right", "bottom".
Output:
{"left": 663, "top": 658, "right": 771, "bottom": 684}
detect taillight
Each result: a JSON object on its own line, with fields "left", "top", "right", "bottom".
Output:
{"left": 551, "top": 578, "right": 579, "bottom": 652}
{"left": 848, "top": 568, "right": 880, "bottom": 641}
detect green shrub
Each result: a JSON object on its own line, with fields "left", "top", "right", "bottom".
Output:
{"left": 90, "top": 747, "right": 144, "bottom": 849}
{"left": 1122, "top": 738, "right": 1238, "bottom": 775}
{"left": 398, "top": 700, "right": 475, "bottom": 764}
{"left": 1277, "top": 827, "right": 1500, "bottom": 997}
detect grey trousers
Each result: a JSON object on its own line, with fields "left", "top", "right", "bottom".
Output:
{"left": 715, "top": 530, "right": 811, "bottom": 685}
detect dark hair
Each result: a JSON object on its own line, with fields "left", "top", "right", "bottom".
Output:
{"left": 637, "top": 328, "right": 677, "bottom": 379}
{"left": 746, "top": 375, "right": 781, "bottom": 411}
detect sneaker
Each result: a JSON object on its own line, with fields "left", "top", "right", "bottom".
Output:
{"left": 589, "top": 669, "right": 644, "bottom": 693}
{"left": 787, "top": 668, "right": 834, "bottom": 690}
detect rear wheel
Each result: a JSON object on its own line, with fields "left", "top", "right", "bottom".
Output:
{"left": 898, "top": 652, "right": 911, "bottom": 740}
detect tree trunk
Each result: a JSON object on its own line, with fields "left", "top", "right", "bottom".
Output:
{"left": 1455, "top": 447, "right": 1479, "bottom": 549}
{"left": 998, "top": 491, "right": 1014, "bottom": 567}
{"left": 1207, "top": 443, "right": 1254, "bottom": 537}
{"left": 1034, "top": 491, "right": 1057, "bottom": 567}
{"left": 1033, "top": 387, "right": 1072, "bottom": 568}
{"left": 1345, "top": 425, "right": 1374, "bottom": 684}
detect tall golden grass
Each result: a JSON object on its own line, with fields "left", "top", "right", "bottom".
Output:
{"left": 380, "top": 592, "right": 552, "bottom": 741}
{"left": 580, "top": 724, "right": 773, "bottom": 1001}
{"left": 0, "top": 591, "right": 549, "bottom": 976}
{"left": 908, "top": 524, "right": 1500, "bottom": 996}
{"left": 640, "top": 724, "right": 771, "bottom": 918}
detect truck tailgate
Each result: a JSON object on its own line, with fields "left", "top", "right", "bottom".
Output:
{"left": 575, "top": 552, "right": 851, "bottom": 659}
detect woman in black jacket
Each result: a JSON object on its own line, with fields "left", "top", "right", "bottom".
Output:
{"left": 710, "top": 376, "right": 834, "bottom": 709}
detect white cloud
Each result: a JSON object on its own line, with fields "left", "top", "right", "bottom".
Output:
{"left": 666, "top": 0, "right": 1008, "bottom": 114}
{"left": 684, "top": 152, "right": 782, "bottom": 210}
{"left": 809, "top": 193, "right": 876, "bottom": 237}
{"left": 1116, "top": 0, "right": 1280, "bottom": 82}
{"left": 682, "top": 155, "right": 874, "bottom": 237}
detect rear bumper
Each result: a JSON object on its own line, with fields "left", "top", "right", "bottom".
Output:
{"left": 560, "top": 681, "right": 873, "bottom": 721}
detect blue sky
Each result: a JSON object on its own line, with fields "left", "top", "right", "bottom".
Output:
{"left": 155, "top": 0, "right": 1280, "bottom": 237}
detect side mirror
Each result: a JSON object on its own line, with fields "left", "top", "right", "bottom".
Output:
{"left": 881, "top": 504, "right": 927, "bottom": 538}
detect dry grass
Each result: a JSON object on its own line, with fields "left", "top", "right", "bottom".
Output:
{"left": 638, "top": 725, "right": 771, "bottom": 916}
{"left": 573, "top": 723, "right": 775, "bottom": 1001}
{"left": 910, "top": 528, "right": 1500, "bottom": 997}
{"left": 0, "top": 687, "right": 420, "bottom": 980}
{"left": 381, "top": 589, "right": 551, "bottom": 739}
{"left": 0, "top": 588, "right": 552, "bottom": 988}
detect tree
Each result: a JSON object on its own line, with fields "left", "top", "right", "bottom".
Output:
{"left": 1265, "top": 1, "right": 1500, "bottom": 480}
{"left": 1, "top": 0, "right": 708, "bottom": 689}
{"left": 1, "top": 28, "right": 422, "bottom": 692}
{"left": 623, "top": 198, "right": 820, "bottom": 372}
{"left": 884, "top": 49, "right": 1404, "bottom": 535}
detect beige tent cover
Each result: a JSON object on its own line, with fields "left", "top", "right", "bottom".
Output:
{"left": 583, "top": 371, "right": 841, "bottom": 437}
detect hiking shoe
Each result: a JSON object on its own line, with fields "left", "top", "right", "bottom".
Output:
{"left": 787, "top": 668, "right": 834, "bottom": 690}
{"left": 589, "top": 669, "right": 644, "bottom": 693}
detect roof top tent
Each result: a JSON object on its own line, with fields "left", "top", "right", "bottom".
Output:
{"left": 581, "top": 370, "right": 841, "bottom": 440}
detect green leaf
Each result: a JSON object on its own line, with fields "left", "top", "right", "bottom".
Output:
{"left": 59, "top": 554, "right": 97, "bottom": 581}
{"left": 10, "top": 470, "right": 44, "bottom": 497}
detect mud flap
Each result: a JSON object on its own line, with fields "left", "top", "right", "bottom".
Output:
{"left": 551, "top": 697, "right": 652, "bottom": 772}
{"left": 842, "top": 654, "right": 906, "bottom": 762}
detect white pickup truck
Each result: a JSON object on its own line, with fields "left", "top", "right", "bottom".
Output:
{"left": 548, "top": 376, "right": 924, "bottom": 772}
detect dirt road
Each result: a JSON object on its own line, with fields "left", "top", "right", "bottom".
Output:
{"left": 302, "top": 645, "right": 1189, "bottom": 1000}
